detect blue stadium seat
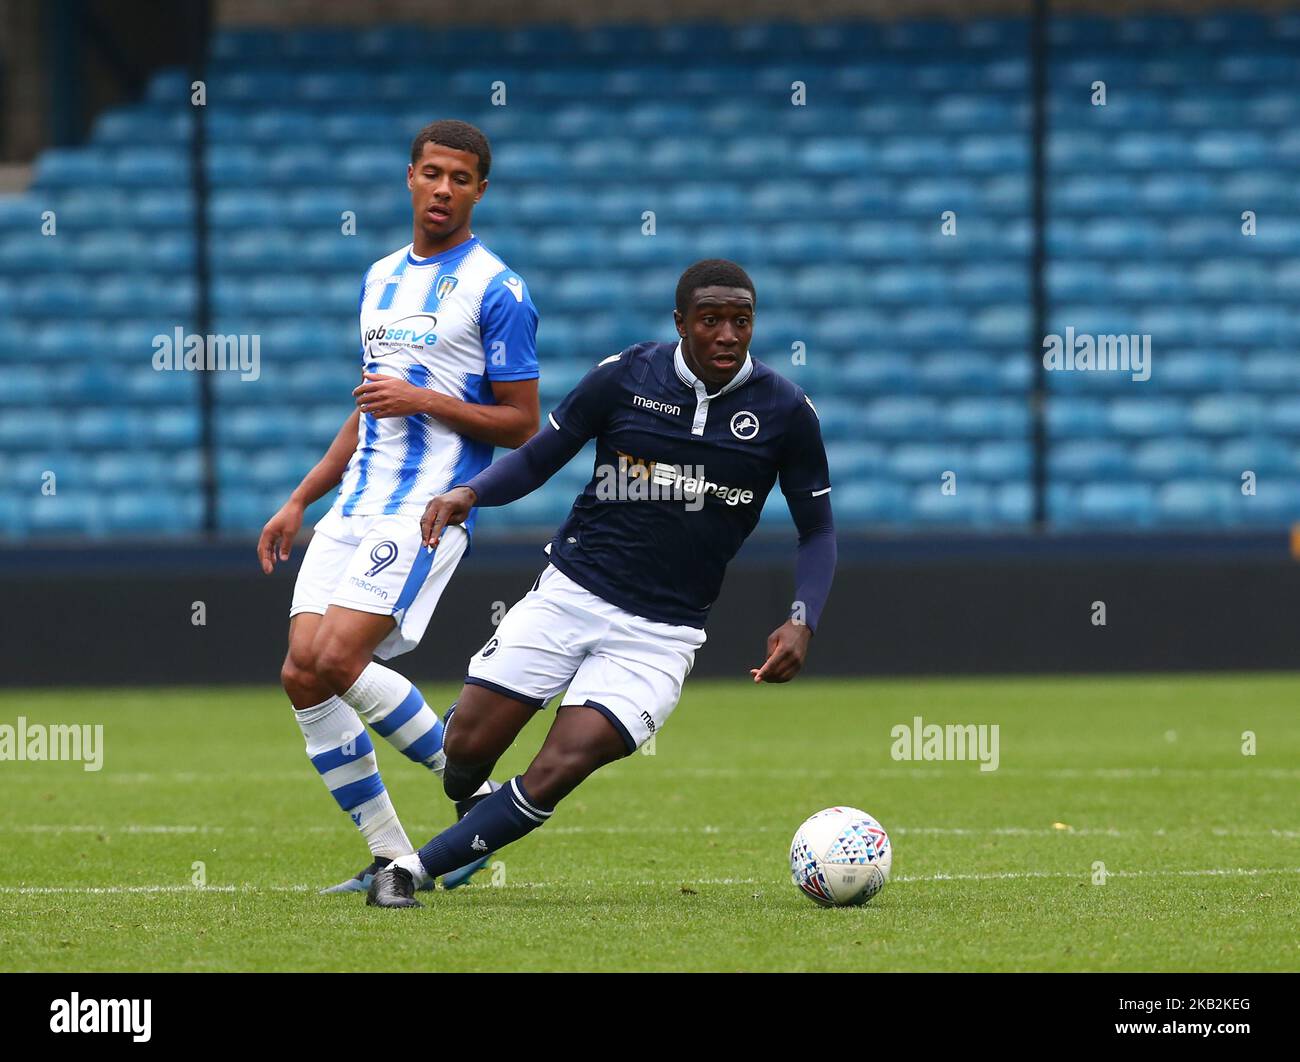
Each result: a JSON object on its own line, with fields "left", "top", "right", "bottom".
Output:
{"left": 1075, "top": 482, "right": 1157, "bottom": 527}
{"left": 860, "top": 398, "right": 939, "bottom": 441}
{"left": 1154, "top": 481, "right": 1235, "bottom": 526}
{"left": 944, "top": 398, "right": 1027, "bottom": 439}
{"left": 24, "top": 495, "right": 108, "bottom": 537}
{"left": 106, "top": 491, "right": 202, "bottom": 534}
{"left": 132, "top": 190, "right": 195, "bottom": 229}
{"left": 35, "top": 148, "right": 114, "bottom": 188}
{"left": 216, "top": 488, "right": 269, "bottom": 532}
{"left": 911, "top": 483, "right": 995, "bottom": 525}
{"left": 918, "top": 355, "right": 1002, "bottom": 395}
{"left": 113, "top": 149, "right": 188, "bottom": 187}
{"left": 150, "top": 409, "right": 201, "bottom": 447}
{"left": 886, "top": 443, "right": 968, "bottom": 482}
{"left": 95, "top": 107, "right": 189, "bottom": 146}
{"left": 1108, "top": 399, "right": 1187, "bottom": 437}
{"left": 206, "top": 144, "right": 264, "bottom": 186}
{"left": 1267, "top": 399, "right": 1300, "bottom": 436}
{"left": 1154, "top": 352, "right": 1237, "bottom": 393}
{"left": 1132, "top": 438, "right": 1214, "bottom": 480}
{"left": 1188, "top": 396, "right": 1264, "bottom": 436}
{"left": 876, "top": 135, "right": 950, "bottom": 173}
{"left": 1050, "top": 441, "right": 1131, "bottom": 481}
{"left": 972, "top": 441, "right": 1030, "bottom": 479}
{"left": 971, "top": 306, "right": 1030, "bottom": 346}
{"left": 1243, "top": 352, "right": 1300, "bottom": 390}
{"left": 1213, "top": 438, "right": 1297, "bottom": 477}
{"left": 1231, "top": 479, "right": 1300, "bottom": 526}
{"left": 824, "top": 441, "right": 886, "bottom": 479}
{"left": 210, "top": 190, "right": 280, "bottom": 229}
{"left": 830, "top": 483, "right": 908, "bottom": 525}
{"left": 1215, "top": 306, "right": 1293, "bottom": 345}
{"left": 1047, "top": 398, "right": 1110, "bottom": 438}
{"left": 994, "top": 482, "right": 1032, "bottom": 524}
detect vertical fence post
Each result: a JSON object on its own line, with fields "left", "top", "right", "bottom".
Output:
{"left": 1029, "top": 0, "right": 1050, "bottom": 528}
{"left": 187, "top": 0, "right": 215, "bottom": 535}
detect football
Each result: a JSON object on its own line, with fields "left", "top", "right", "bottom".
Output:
{"left": 790, "top": 807, "right": 892, "bottom": 907}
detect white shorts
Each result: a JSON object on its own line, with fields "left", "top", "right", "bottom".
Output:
{"left": 464, "top": 564, "right": 707, "bottom": 752}
{"left": 289, "top": 506, "right": 468, "bottom": 660}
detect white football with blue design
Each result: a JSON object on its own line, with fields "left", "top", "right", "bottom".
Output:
{"left": 790, "top": 807, "right": 892, "bottom": 907}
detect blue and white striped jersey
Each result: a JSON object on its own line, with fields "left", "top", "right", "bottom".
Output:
{"left": 332, "top": 236, "right": 539, "bottom": 531}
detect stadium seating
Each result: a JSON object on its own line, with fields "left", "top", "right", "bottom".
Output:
{"left": 2, "top": 12, "right": 1299, "bottom": 538}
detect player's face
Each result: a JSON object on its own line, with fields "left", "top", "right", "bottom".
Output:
{"left": 406, "top": 142, "right": 485, "bottom": 252}
{"left": 675, "top": 287, "right": 754, "bottom": 389}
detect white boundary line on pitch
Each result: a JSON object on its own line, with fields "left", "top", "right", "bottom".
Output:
{"left": 2, "top": 867, "right": 1300, "bottom": 896}
{"left": 3, "top": 766, "right": 1299, "bottom": 783}
{"left": 6, "top": 823, "right": 1300, "bottom": 839}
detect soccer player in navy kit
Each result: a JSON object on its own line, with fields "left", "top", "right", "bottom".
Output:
{"left": 368, "top": 259, "right": 835, "bottom": 907}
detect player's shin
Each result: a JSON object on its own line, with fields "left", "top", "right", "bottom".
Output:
{"left": 295, "top": 696, "right": 412, "bottom": 858}
{"left": 341, "top": 662, "right": 449, "bottom": 773}
{"left": 393, "top": 775, "right": 552, "bottom": 888}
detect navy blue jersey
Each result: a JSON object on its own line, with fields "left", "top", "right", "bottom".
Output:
{"left": 542, "top": 340, "right": 831, "bottom": 628}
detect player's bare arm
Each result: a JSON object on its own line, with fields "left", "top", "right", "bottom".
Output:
{"left": 258, "top": 409, "right": 360, "bottom": 574}
{"left": 352, "top": 374, "right": 538, "bottom": 449}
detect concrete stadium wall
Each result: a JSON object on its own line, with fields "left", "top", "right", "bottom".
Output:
{"left": 2, "top": 533, "right": 1297, "bottom": 687}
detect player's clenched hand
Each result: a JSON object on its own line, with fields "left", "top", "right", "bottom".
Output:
{"left": 420, "top": 486, "right": 477, "bottom": 548}
{"left": 353, "top": 372, "right": 431, "bottom": 418}
{"left": 750, "top": 619, "right": 813, "bottom": 684}
{"left": 258, "top": 499, "right": 304, "bottom": 574}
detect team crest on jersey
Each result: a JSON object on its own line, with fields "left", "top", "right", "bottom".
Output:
{"left": 435, "top": 275, "right": 459, "bottom": 300}
{"left": 730, "top": 410, "right": 760, "bottom": 441}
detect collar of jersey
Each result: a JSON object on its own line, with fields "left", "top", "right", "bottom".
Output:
{"left": 405, "top": 235, "right": 479, "bottom": 267}
{"left": 673, "top": 340, "right": 753, "bottom": 399}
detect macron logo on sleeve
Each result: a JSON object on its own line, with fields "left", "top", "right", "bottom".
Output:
{"left": 502, "top": 276, "right": 524, "bottom": 303}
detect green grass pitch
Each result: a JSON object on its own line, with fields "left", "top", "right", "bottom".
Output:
{"left": 1, "top": 674, "right": 1297, "bottom": 971}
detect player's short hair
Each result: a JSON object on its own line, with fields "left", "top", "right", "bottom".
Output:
{"left": 410, "top": 119, "right": 492, "bottom": 179}
{"left": 675, "top": 259, "right": 756, "bottom": 316}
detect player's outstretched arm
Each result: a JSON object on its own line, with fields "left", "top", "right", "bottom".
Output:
{"left": 257, "top": 409, "right": 360, "bottom": 573}
{"left": 419, "top": 422, "right": 586, "bottom": 547}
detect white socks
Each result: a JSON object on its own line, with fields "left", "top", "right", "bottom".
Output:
{"left": 341, "top": 663, "right": 448, "bottom": 773}
{"left": 294, "top": 696, "right": 412, "bottom": 859}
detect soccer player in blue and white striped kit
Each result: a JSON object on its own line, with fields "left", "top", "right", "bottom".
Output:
{"left": 257, "top": 121, "right": 539, "bottom": 893}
